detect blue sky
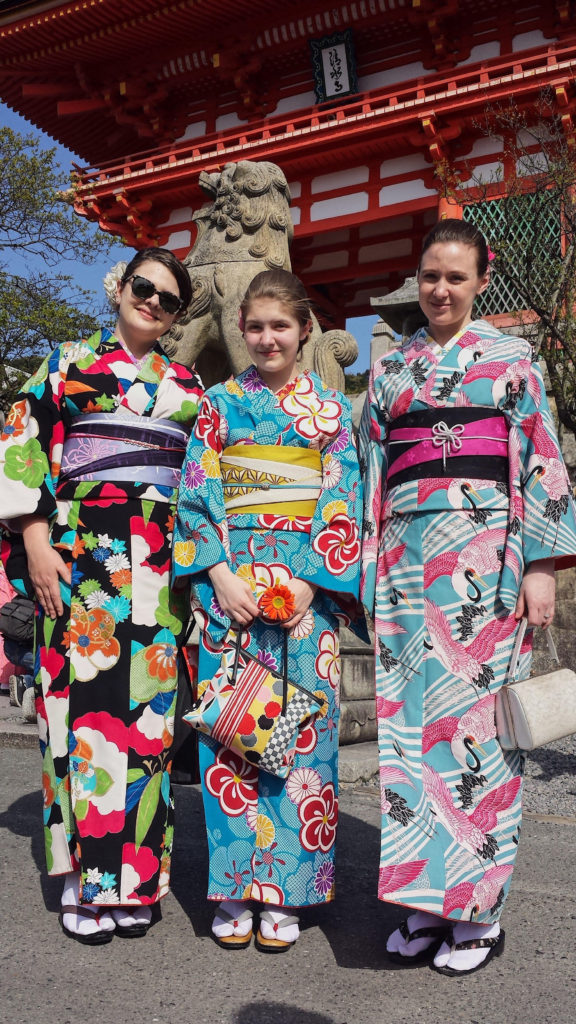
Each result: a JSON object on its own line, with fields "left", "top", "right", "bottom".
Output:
{"left": 1, "top": 102, "right": 375, "bottom": 371}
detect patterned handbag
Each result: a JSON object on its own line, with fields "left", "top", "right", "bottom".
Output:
{"left": 183, "top": 629, "right": 323, "bottom": 778}
{"left": 496, "top": 618, "right": 576, "bottom": 750}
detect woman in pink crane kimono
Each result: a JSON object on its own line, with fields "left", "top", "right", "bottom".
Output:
{"left": 0, "top": 248, "right": 203, "bottom": 944}
{"left": 359, "top": 219, "right": 576, "bottom": 976}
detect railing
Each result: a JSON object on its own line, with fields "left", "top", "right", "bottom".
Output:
{"left": 74, "top": 40, "right": 576, "bottom": 194}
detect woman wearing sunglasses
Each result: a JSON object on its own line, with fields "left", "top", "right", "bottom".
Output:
{"left": 0, "top": 247, "right": 203, "bottom": 943}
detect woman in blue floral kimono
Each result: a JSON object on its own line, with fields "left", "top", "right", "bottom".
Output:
{"left": 359, "top": 219, "right": 576, "bottom": 976}
{"left": 174, "top": 269, "right": 362, "bottom": 952}
{"left": 0, "top": 248, "right": 203, "bottom": 944}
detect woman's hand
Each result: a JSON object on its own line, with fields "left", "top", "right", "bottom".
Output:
{"left": 515, "top": 558, "right": 555, "bottom": 628}
{"left": 208, "top": 561, "right": 260, "bottom": 626}
{"left": 21, "top": 516, "right": 71, "bottom": 620}
{"left": 276, "top": 578, "right": 317, "bottom": 630}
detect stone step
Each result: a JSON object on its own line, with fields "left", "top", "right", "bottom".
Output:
{"left": 338, "top": 740, "right": 379, "bottom": 785}
{"left": 341, "top": 653, "right": 375, "bottom": 700}
{"left": 340, "top": 698, "right": 377, "bottom": 745}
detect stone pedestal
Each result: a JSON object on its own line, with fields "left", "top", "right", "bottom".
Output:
{"left": 339, "top": 626, "right": 376, "bottom": 745}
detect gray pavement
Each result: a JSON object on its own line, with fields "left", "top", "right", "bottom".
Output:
{"left": 1, "top": 708, "right": 576, "bottom": 1024}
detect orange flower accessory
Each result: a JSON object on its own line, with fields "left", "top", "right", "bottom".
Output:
{"left": 259, "top": 583, "right": 296, "bottom": 622}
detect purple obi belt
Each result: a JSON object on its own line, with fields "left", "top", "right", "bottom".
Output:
{"left": 58, "top": 413, "right": 189, "bottom": 489}
{"left": 387, "top": 407, "right": 509, "bottom": 487}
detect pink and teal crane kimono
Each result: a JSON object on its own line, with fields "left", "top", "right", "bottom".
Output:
{"left": 173, "top": 366, "right": 363, "bottom": 907}
{"left": 359, "top": 320, "right": 576, "bottom": 922}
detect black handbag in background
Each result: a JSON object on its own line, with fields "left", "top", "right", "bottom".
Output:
{"left": 0, "top": 595, "right": 35, "bottom": 643}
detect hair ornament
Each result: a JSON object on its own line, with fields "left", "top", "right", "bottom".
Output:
{"left": 104, "top": 261, "right": 128, "bottom": 310}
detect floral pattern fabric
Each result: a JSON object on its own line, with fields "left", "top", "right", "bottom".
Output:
{"left": 0, "top": 329, "right": 203, "bottom": 905}
{"left": 359, "top": 320, "right": 576, "bottom": 923}
{"left": 173, "top": 367, "right": 363, "bottom": 905}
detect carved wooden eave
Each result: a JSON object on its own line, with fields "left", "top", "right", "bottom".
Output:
{"left": 67, "top": 40, "right": 576, "bottom": 246}
{"left": 1, "top": 0, "right": 549, "bottom": 162}
{"left": 408, "top": 0, "right": 466, "bottom": 70}
{"left": 0, "top": 0, "right": 425, "bottom": 158}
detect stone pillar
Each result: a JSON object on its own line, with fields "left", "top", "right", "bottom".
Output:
{"left": 370, "top": 318, "right": 396, "bottom": 366}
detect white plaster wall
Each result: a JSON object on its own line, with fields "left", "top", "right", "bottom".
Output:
{"left": 311, "top": 193, "right": 369, "bottom": 220}
{"left": 359, "top": 214, "right": 414, "bottom": 238}
{"left": 459, "top": 41, "right": 500, "bottom": 65}
{"left": 511, "top": 30, "right": 548, "bottom": 52}
{"left": 359, "top": 238, "right": 412, "bottom": 264}
{"left": 458, "top": 160, "right": 504, "bottom": 186}
{"left": 358, "top": 62, "right": 427, "bottom": 92}
{"left": 461, "top": 136, "right": 504, "bottom": 158}
{"left": 303, "top": 228, "right": 351, "bottom": 245}
{"left": 379, "top": 180, "right": 436, "bottom": 205}
{"left": 304, "top": 251, "right": 349, "bottom": 271}
{"left": 311, "top": 166, "right": 369, "bottom": 193}
{"left": 380, "top": 154, "right": 429, "bottom": 178}
{"left": 215, "top": 111, "right": 243, "bottom": 131}
{"left": 158, "top": 207, "right": 193, "bottom": 227}
{"left": 176, "top": 121, "right": 207, "bottom": 142}
{"left": 165, "top": 229, "right": 192, "bottom": 250}
{"left": 275, "top": 91, "right": 317, "bottom": 114}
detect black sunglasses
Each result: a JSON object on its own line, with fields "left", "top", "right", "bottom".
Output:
{"left": 127, "top": 275, "right": 183, "bottom": 315}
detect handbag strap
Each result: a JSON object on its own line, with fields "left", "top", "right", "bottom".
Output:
{"left": 231, "top": 627, "right": 289, "bottom": 714}
{"left": 281, "top": 630, "right": 288, "bottom": 716}
{"left": 507, "top": 618, "right": 528, "bottom": 683}
{"left": 507, "top": 617, "right": 560, "bottom": 683}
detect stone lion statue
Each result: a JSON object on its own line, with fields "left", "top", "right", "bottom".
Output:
{"left": 166, "top": 160, "right": 358, "bottom": 389}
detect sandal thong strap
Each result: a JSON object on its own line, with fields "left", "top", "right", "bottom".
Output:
{"left": 60, "top": 904, "right": 104, "bottom": 920}
{"left": 451, "top": 934, "right": 500, "bottom": 952}
{"left": 260, "top": 910, "right": 299, "bottom": 933}
{"left": 398, "top": 919, "right": 449, "bottom": 943}
{"left": 215, "top": 906, "right": 253, "bottom": 926}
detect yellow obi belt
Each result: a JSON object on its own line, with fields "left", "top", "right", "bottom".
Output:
{"left": 221, "top": 444, "right": 322, "bottom": 517}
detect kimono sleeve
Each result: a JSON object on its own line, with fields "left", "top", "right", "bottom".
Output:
{"left": 172, "top": 394, "right": 230, "bottom": 581}
{"left": 0, "top": 347, "right": 63, "bottom": 527}
{"left": 357, "top": 364, "right": 389, "bottom": 616}
{"left": 297, "top": 394, "right": 363, "bottom": 599}
{"left": 507, "top": 355, "right": 576, "bottom": 574}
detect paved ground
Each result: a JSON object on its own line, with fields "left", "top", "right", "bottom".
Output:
{"left": 1, "top": 726, "right": 575, "bottom": 1024}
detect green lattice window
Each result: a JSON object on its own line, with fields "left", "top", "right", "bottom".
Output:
{"left": 463, "top": 194, "right": 561, "bottom": 317}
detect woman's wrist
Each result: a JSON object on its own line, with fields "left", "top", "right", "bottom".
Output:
{"left": 208, "top": 561, "right": 232, "bottom": 584}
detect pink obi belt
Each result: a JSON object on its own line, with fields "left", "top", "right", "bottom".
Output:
{"left": 58, "top": 413, "right": 189, "bottom": 489}
{"left": 386, "top": 408, "right": 509, "bottom": 486}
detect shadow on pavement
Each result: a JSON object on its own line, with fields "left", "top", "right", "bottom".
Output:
{"left": 234, "top": 1003, "right": 342, "bottom": 1023}
{"left": 170, "top": 782, "right": 400, "bottom": 972}
{"left": 0, "top": 788, "right": 61, "bottom": 911}
{"left": 170, "top": 781, "right": 212, "bottom": 937}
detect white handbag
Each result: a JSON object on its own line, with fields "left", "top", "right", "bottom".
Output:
{"left": 495, "top": 618, "right": 576, "bottom": 751}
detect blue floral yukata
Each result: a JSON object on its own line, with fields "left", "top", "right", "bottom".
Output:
{"left": 173, "top": 366, "right": 363, "bottom": 907}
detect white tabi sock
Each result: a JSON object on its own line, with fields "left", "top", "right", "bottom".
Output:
{"left": 61, "top": 871, "right": 115, "bottom": 937}
{"left": 434, "top": 920, "right": 500, "bottom": 972}
{"left": 386, "top": 910, "right": 446, "bottom": 958}
{"left": 212, "top": 900, "right": 253, "bottom": 938}
{"left": 111, "top": 906, "right": 152, "bottom": 929}
{"left": 259, "top": 907, "right": 300, "bottom": 943}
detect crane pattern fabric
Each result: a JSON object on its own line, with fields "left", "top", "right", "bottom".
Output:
{"left": 359, "top": 320, "right": 576, "bottom": 922}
